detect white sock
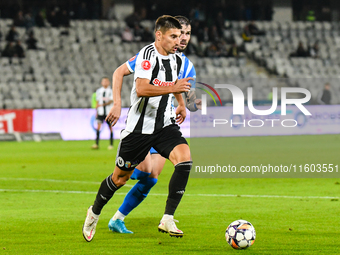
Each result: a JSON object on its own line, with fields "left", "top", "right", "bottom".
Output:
{"left": 112, "top": 210, "right": 126, "bottom": 221}
{"left": 161, "top": 214, "right": 174, "bottom": 221}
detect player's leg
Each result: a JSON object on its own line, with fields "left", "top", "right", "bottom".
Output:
{"left": 92, "top": 118, "right": 102, "bottom": 149}
{"left": 130, "top": 150, "right": 153, "bottom": 180}
{"left": 109, "top": 152, "right": 166, "bottom": 233}
{"left": 130, "top": 147, "right": 158, "bottom": 180}
{"left": 83, "top": 166, "right": 133, "bottom": 241}
{"left": 149, "top": 153, "right": 166, "bottom": 179}
{"left": 109, "top": 153, "right": 152, "bottom": 233}
{"left": 154, "top": 125, "right": 192, "bottom": 237}
{"left": 83, "top": 130, "right": 152, "bottom": 241}
{"left": 108, "top": 123, "right": 114, "bottom": 150}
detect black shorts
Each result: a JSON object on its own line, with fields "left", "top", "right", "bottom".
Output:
{"left": 116, "top": 124, "right": 188, "bottom": 171}
{"left": 96, "top": 115, "right": 110, "bottom": 125}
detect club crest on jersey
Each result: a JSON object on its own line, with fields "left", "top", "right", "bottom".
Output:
{"left": 142, "top": 60, "right": 151, "bottom": 70}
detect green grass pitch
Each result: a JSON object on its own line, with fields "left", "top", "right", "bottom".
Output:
{"left": 1, "top": 135, "right": 339, "bottom": 254}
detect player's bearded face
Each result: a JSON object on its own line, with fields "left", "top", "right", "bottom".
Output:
{"left": 178, "top": 25, "right": 191, "bottom": 52}
{"left": 161, "top": 28, "right": 181, "bottom": 54}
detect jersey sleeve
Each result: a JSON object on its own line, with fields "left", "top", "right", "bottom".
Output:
{"left": 126, "top": 52, "right": 139, "bottom": 73}
{"left": 182, "top": 55, "right": 196, "bottom": 89}
{"left": 134, "top": 51, "right": 155, "bottom": 81}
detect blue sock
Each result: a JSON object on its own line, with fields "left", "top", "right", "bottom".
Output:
{"left": 130, "top": 168, "right": 150, "bottom": 180}
{"left": 119, "top": 177, "right": 158, "bottom": 216}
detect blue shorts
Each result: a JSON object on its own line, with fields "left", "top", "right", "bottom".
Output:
{"left": 150, "top": 147, "right": 158, "bottom": 154}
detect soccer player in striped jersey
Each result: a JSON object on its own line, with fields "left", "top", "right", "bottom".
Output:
{"left": 91, "top": 77, "right": 114, "bottom": 150}
{"left": 104, "top": 16, "right": 200, "bottom": 235}
{"left": 83, "top": 15, "right": 193, "bottom": 241}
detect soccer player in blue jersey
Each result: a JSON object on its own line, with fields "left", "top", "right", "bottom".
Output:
{"left": 104, "top": 16, "right": 200, "bottom": 235}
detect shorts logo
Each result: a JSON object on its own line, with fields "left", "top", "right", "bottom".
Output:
{"left": 125, "top": 161, "right": 131, "bottom": 168}
{"left": 142, "top": 60, "right": 151, "bottom": 70}
{"left": 116, "top": 156, "right": 124, "bottom": 167}
{"left": 129, "top": 55, "right": 136, "bottom": 62}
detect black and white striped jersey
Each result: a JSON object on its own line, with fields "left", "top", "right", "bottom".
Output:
{"left": 96, "top": 87, "right": 113, "bottom": 116}
{"left": 125, "top": 43, "right": 182, "bottom": 134}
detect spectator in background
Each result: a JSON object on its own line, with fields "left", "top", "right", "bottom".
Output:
{"left": 121, "top": 27, "right": 133, "bottom": 42}
{"left": 205, "top": 43, "right": 220, "bottom": 58}
{"left": 15, "top": 40, "right": 25, "bottom": 58}
{"left": 242, "top": 24, "right": 253, "bottom": 42}
{"left": 24, "top": 12, "right": 35, "bottom": 31}
{"left": 35, "top": 11, "right": 46, "bottom": 27}
{"left": 2, "top": 41, "right": 16, "bottom": 60}
{"left": 197, "top": 26, "right": 209, "bottom": 42}
{"left": 125, "top": 11, "right": 141, "bottom": 28}
{"left": 191, "top": 3, "right": 206, "bottom": 22}
{"left": 195, "top": 41, "right": 205, "bottom": 57}
{"left": 60, "top": 10, "right": 70, "bottom": 27}
{"left": 107, "top": 2, "right": 117, "bottom": 20}
{"left": 318, "top": 83, "right": 332, "bottom": 105}
{"left": 308, "top": 42, "right": 319, "bottom": 58}
{"left": 78, "top": 2, "right": 89, "bottom": 19}
{"left": 13, "top": 10, "right": 25, "bottom": 27}
{"left": 48, "top": 10, "right": 59, "bottom": 27}
{"left": 227, "top": 43, "right": 240, "bottom": 58}
{"left": 141, "top": 27, "right": 153, "bottom": 42}
{"left": 215, "top": 12, "right": 225, "bottom": 37}
{"left": 296, "top": 41, "right": 308, "bottom": 57}
{"left": 209, "top": 25, "right": 220, "bottom": 42}
{"left": 6, "top": 26, "right": 19, "bottom": 42}
{"left": 26, "top": 31, "right": 38, "bottom": 50}
{"left": 133, "top": 24, "right": 143, "bottom": 42}
{"left": 248, "top": 21, "right": 266, "bottom": 36}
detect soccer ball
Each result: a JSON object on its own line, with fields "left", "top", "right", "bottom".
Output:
{"left": 225, "top": 220, "right": 256, "bottom": 249}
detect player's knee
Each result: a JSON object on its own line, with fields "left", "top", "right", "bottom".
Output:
{"left": 169, "top": 144, "right": 191, "bottom": 165}
{"left": 111, "top": 172, "right": 131, "bottom": 187}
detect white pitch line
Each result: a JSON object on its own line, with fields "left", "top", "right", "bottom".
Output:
{"left": 0, "top": 189, "right": 338, "bottom": 200}
{"left": 0, "top": 177, "right": 133, "bottom": 188}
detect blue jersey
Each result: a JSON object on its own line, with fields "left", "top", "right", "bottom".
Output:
{"left": 126, "top": 52, "right": 196, "bottom": 88}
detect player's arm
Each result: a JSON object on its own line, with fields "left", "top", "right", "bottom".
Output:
{"left": 106, "top": 63, "right": 132, "bottom": 126}
{"left": 135, "top": 77, "right": 192, "bottom": 97}
{"left": 183, "top": 65, "right": 201, "bottom": 111}
{"left": 174, "top": 92, "right": 186, "bottom": 124}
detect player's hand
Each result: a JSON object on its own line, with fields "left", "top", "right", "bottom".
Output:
{"left": 175, "top": 104, "right": 186, "bottom": 125}
{"left": 172, "top": 77, "right": 193, "bottom": 94}
{"left": 105, "top": 104, "right": 121, "bottom": 127}
{"left": 195, "top": 99, "right": 202, "bottom": 110}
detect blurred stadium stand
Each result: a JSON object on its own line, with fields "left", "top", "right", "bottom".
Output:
{"left": 1, "top": 18, "right": 340, "bottom": 109}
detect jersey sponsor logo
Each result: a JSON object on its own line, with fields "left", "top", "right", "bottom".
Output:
{"left": 153, "top": 78, "right": 175, "bottom": 87}
{"left": 116, "top": 156, "right": 124, "bottom": 167}
{"left": 129, "top": 55, "right": 136, "bottom": 62}
{"left": 141, "top": 60, "right": 151, "bottom": 70}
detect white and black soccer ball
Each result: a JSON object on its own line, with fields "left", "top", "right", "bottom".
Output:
{"left": 225, "top": 220, "right": 256, "bottom": 249}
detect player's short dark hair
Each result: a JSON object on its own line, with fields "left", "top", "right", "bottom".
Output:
{"left": 174, "top": 16, "right": 191, "bottom": 26}
{"left": 154, "top": 15, "right": 182, "bottom": 33}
